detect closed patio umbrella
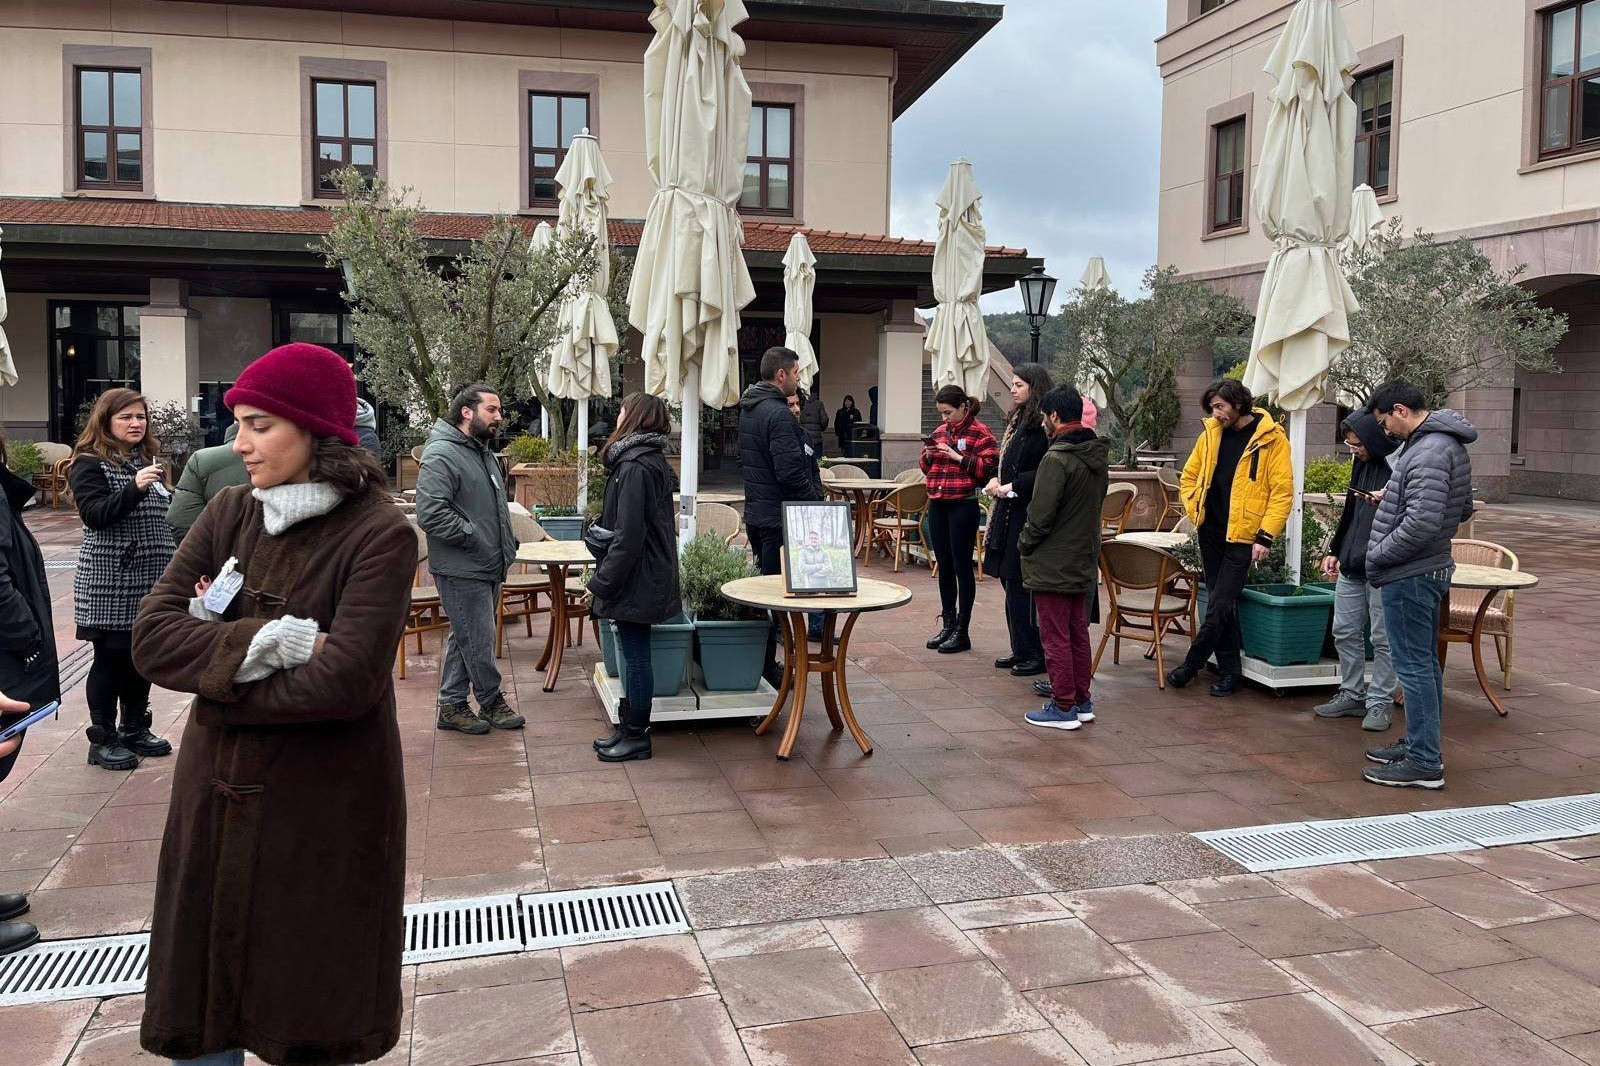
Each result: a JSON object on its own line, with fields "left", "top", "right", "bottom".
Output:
{"left": 0, "top": 226, "right": 15, "bottom": 387}
{"left": 547, "top": 131, "right": 619, "bottom": 511}
{"left": 1077, "top": 255, "right": 1111, "bottom": 409}
{"left": 925, "top": 161, "right": 991, "bottom": 398}
{"left": 530, "top": 221, "right": 555, "bottom": 439}
{"left": 628, "top": 0, "right": 756, "bottom": 542}
{"left": 1344, "top": 183, "right": 1384, "bottom": 255}
{"left": 782, "top": 233, "right": 819, "bottom": 391}
{"left": 1242, "top": 0, "right": 1361, "bottom": 582}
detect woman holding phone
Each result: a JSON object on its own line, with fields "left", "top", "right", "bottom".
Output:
{"left": 919, "top": 384, "right": 999, "bottom": 654}
{"left": 69, "top": 389, "right": 176, "bottom": 771}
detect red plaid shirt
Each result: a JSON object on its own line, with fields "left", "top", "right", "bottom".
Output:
{"left": 919, "top": 414, "right": 999, "bottom": 499}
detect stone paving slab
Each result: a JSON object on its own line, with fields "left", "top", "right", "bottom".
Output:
{"left": 1007, "top": 834, "right": 1244, "bottom": 891}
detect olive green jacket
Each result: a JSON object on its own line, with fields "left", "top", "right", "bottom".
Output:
{"left": 1018, "top": 430, "right": 1110, "bottom": 596}
{"left": 166, "top": 424, "right": 248, "bottom": 542}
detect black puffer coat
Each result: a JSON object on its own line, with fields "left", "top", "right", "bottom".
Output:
{"left": 982, "top": 417, "right": 1050, "bottom": 583}
{"left": 739, "top": 383, "right": 820, "bottom": 530}
{"left": 588, "top": 434, "right": 681, "bottom": 625}
{"left": 1327, "top": 412, "right": 1397, "bottom": 580}
{"left": 0, "top": 465, "right": 59, "bottom": 710}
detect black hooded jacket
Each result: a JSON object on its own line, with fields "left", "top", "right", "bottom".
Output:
{"left": 587, "top": 434, "right": 681, "bottom": 626}
{"left": 0, "top": 465, "right": 60, "bottom": 709}
{"left": 1328, "top": 411, "right": 1398, "bottom": 579}
{"left": 739, "top": 382, "right": 821, "bottom": 530}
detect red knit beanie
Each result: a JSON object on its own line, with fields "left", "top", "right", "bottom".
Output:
{"left": 225, "top": 343, "right": 359, "bottom": 446}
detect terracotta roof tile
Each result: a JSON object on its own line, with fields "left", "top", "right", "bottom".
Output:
{"left": 0, "top": 197, "right": 1028, "bottom": 258}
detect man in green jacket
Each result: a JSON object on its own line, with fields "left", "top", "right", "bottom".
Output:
{"left": 165, "top": 423, "right": 248, "bottom": 542}
{"left": 1018, "top": 386, "right": 1109, "bottom": 732}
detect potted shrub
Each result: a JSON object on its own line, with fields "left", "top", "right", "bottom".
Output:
{"left": 680, "top": 534, "right": 767, "bottom": 692}
{"left": 4, "top": 439, "right": 44, "bottom": 481}
{"left": 505, "top": 434, "right": 583, "bottom": 535}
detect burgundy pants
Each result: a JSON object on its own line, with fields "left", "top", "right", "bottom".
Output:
{"left": 1036, "top": 591, "right": 1093, "bottom": 708}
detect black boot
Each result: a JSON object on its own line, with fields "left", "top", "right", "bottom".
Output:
{"left": 0, "top": 921, "right": 39, "bottom": 958}
{"left": 0, "top": 894, "right": 28, "bottom": 922}
{"left": 86, "top": 717, "right": 139, "bottom": 772}
{"left": 594, "top": 698, "right": 627, "bottom": 751}
{"left": 926, "top": 613, "right": 957, "bottom": 649}
{"left": 119, "top": 708, "right": 172, "bottom": 758}
{"left": 598, "top": 698, "right": 652, "bottom": 762}
{"left": 937, "top": 619, "right": 972, "bottom": 654}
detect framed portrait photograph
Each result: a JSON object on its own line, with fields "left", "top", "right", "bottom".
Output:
{"left": 781, "top": 500, "right": 858, "bottom": 596}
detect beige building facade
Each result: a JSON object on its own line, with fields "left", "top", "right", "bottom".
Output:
{"left": 1158, "top": 0, "right": 1600, "bottom": 502}
{"left": 0, "top": 0, "right": 1032, "bottom": 472}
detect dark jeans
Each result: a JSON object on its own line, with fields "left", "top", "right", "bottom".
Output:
{"left": 85, "top": 641, "right": 153, "bottom": 744}
{"left": 612, "top": 620, "right": 654, "bottom": 728}
{"left": 1036, "top": 592, "right": 1093, "bottom": 708}
{"left": 1002, "top": 578, "right": 1043, "bottom": 661}
{"left": 927, "top": 497, "right": 980, "bottom": 623}
{"left": 747, "top": 524, "right": 785, "bottom": 672}
{"left": 1183, "top": 526, "right": 1253, "bottom": 676}
{"left": 1382, "top": 570, "right": 1451, "bottom": 773}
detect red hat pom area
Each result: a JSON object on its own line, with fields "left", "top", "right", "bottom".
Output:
{"left": 224, "top": 343, "right": 360, "bottom": 447}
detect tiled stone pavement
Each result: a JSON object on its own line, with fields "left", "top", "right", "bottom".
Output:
{"left": 7, "top": 504, "right": 1600, "bottom": 1063}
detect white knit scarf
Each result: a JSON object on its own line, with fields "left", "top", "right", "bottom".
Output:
{"left": 253, "top": 481, "right": 345, "bottom": 536}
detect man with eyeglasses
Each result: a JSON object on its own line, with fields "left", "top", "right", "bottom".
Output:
{"left": 1315, "top": 412, "right": 1399, "bottom": 732}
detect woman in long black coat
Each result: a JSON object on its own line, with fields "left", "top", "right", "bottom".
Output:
{"left": 982, "top": 364, "right": 1052, "bottom": 675}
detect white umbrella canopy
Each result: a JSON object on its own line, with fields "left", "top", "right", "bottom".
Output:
{"left": 529, "top": 221, "right": 555, "bottom": 438}
{"left": 1077, "top": 255, "right": 1111, "bottom": 409}
{"left": 0, "top": 226, "right": 16, "bottom": 388}
{"left": 1242, "top": 0, "right": 1362, "bottom": 584}
{"left": 925, "top": 161, "right": 991, "bottom": 398}
{"left": 782, "top": 232, "right": 819, "bottom": 391}
{"left": 1344, "top": 182, "right": 1384, "bottom": 255}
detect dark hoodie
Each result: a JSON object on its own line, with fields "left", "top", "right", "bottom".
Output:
{"left": 1018, "top": 428, "right": 1111, "bottom": 595}
{"left": 1367, "top": 408, "right": 1478, "bottom": 588}
{"left": 1327, "top": 411, "right": 1397, "bottom": 579}
{"left": 738, "top": 381, "right": 820, "bottom": 529}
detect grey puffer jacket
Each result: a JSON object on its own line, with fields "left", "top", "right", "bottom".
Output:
{"left": 415, "top": 419, "right": 516, "bottom": 582}
{"left": 1366, "top": 409, "right": 1477, "bottom": 588}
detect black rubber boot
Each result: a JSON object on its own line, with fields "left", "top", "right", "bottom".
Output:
{"left": 937, "top": 619, "right": 972, "bottom": 654}
{"left": 926, "top": 613, "right": 957, "bottom": 649}
{"left": 596, "top": 726, "right": 652, "bottom": 762}
{"left": 119, "top": 707, "right": 172, "bottom": 757}
{"left": 594, "top": 698, "right": 627, "bottom": 751}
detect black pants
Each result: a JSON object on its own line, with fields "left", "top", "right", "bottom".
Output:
{"left": 1184, "top": 526, "right": 1253, "bottom": 676}
{"left": 1001, "top": 578, "right": 1043, "bottom": 661}
{"left": 927, "top": 498, "right": 980, "bottom": 624}
{"left": 85, "top": 641, "right": 153, "bottom": 745}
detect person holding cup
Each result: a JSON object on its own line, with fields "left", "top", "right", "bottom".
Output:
{"left": 69, "top": 388, "right": 176, "bottom": 771}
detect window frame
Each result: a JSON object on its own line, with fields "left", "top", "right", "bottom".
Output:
{"left": 61, "top": 45, "right": 153, "bottom": 198}
{"left": 1525, "top": 0, "right": 1600, "bottom": 170}
{"left": 1202, "top": 94, "right": 1252, "bottom": 239}
{"left": 526, "top": 91, "right": 592, "bottom": 208}
{"left": 1353, "top": 37, "right": 1404, "bottom": 204}
{"left": 310, "top": 78, "right": 380, "bottom": 199}
{"left": 518, "top": 71, "right": 602, "bottom": 215}
{"left": 1536, "top": 0, "right": 1600, "bottom": 160}
{"left": 743, "top": 82, "right": 805, "bottom": 224}
{"left": 300, "top": 57, "right": 387, "bottom": 204}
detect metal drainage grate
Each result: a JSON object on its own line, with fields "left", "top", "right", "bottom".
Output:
{"left": 1197, "top": 813, "right": 1477, "bottom": 873}
{"left": 1414, "top": 805, "right": 1583, "bottom": 847}
{"left": 521, "top": 881, "right": 689, "bottom": 949}
{"left": 0, "top": 934, "right": 149, "bottom": 1006}
{"left": 1515, "top": 795, "right": 1600, "bottom": 836}
{"left": 403, "top": 894, "right": 523, "bottom": 964}
{"left": 60, "top": 642, "right": 93, "bottom": 695}
{"left": 43, "top": 560, "right": 77, "bottom": 570}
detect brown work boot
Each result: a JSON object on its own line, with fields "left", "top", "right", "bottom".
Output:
{"left": 436, "top": 701, "right": 490, "bottom": 735}
{"left": 480, "top": 696, "right": 526, "bottom": 730}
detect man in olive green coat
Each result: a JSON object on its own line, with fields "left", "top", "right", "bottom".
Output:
{"left": 1018, "top": 386, "right": 1109, "bottom": 731}
{"left": 165, "top": 423, "right": 248, "bottom": 542}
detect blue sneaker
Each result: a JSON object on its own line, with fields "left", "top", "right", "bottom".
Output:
{"left": 1073, "top": 700, "right": 1095, "bottom": 723}
{"left": 1025, "top": 700, "right": 1081, "bottom": 731}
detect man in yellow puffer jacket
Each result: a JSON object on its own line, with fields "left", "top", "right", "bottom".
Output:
{"left": 1168, "top": 379, "right": 1293, "bottom": 696}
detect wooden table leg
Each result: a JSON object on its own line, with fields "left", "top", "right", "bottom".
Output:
{"left": 1469, "top": 589, "right": 1509, "bottom": 717}
{"left": 540, "top": 565, "right": 568, "bottom": 693}
{"left": 776, "top": 612, "right": 811, "bottom": 761}
{"left": 858, "top": 492, "right": 874, "bottom": 567}
{"left": 819, "top": 612, "right": 843, "bottom": 730}
{"left": 831, "top": 612, "right": 873, "bottom": 756}
{"left": 754, "top": 611, "right": 796, "bottom": 738}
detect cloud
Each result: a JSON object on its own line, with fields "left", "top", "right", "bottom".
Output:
{"left": 890, "top": 0, "right": 1166, "bottom": 312}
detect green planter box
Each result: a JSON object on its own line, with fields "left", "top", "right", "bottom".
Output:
{"left": 695, "top": 619, "right": 769, "bottom": 692}
{"left": 1238, "top": 583, "right": 1336, "bottom": 667}
{"left": 538, "top": 514, "right": 585, "bottom": 541}
{"left": 1306, "top": 580, "right": 1374, "bottom": 661}
{"left": 610, "top": 611, "right": 695, "bottom": 698}
{"left": 598, "top": 620, "right": 620, "bottom": 678}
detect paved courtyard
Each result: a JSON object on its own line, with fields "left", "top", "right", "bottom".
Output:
{"left": 5, "top": 502, "right": 1600, "bottom": 1064}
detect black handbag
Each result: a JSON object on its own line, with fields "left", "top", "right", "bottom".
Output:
{"left": 583, "top": 522, "right": 615, "bottom": 565}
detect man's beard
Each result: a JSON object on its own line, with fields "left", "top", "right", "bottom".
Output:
{"left": 468, "top": 414, "right": 499, "bottom": 440}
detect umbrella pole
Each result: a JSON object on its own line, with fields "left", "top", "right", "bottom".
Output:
{"left": 1287, "top": 409, "right": 1306, "bottom": 585}
{"left": 541, "top": 407, "right": 550, "bottom": 440}
{"left": 576, "top": 398, "right": 589, "bottom": 514}
{"left": 679, "top": 363, "right": 700, "bottom": 547}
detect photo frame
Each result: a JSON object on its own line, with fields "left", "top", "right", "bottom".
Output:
{"left": 781, "top": 500, "right": 858, "bottom": 596}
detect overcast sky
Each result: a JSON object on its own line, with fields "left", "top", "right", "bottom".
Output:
{"left": 889, "top": 0, "right": 1167, "bottom": 313}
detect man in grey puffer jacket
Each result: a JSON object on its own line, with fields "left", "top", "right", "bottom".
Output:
{"left": 1360, "top": 381, "right": 1476, "bottom": 790}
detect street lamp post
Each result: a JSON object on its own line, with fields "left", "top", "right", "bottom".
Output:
{"left": 1016, "top": 265, "right": 1057, "bottom": 364}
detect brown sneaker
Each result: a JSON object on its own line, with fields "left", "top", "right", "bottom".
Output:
{"left": 436, "top": 701, "right": 490, "bottom": 735}
{"left": 480, "top": 696, "right": 525, "bottom": 730}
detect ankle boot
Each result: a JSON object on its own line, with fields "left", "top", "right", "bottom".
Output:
{"left": 937, "top": 619, "right": 972, "bottom": 654}
{"left": 88, "top": 740, "right": 140, "bottom": 771}
{"left": 594, "top": 699, "right": 627, "bottom": 751}
{"left": 926, "top": 613, "right": 957, "bottom": 649}
{"left": 596, "top": 726, "right": 651, "bottom": 762}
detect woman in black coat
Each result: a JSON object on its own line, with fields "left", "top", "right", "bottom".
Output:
{"left": 834, "top": 395, "right": 863, "bottom": 457}
{"left": 982, "top": 363, "right": 1052, "bottom": 675}
{"left": 587, "top": 393, "right": 681, "bottom": 763}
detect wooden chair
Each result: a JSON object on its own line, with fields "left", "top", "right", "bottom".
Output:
{"left": 1094, "top": 541, "right": 1195, "bottom": 687}
{"left": 1155, "top": 466, "right": 1186, "bottom": 531}
{"left": 398, "top": 522, "right": 449, "bottom": 680}
{"left": 893, "top": 468, "right": 926, "bottom": 486}
{"left": 1448, "top": 538, "right": 1520, "bottom": 690}
{"left": 696, "top": 501, "right": 744, "bottom": 548}
{"left": 28, "top": 443, "right": 72, "bottom": 508}
{"left": 870, "top": 482, "right": 929, "bottom": 572}
{"left": 497, "top": 511, "right": 552, "bottom": 657}
{"left": 1101, "top": 482, "right": 1137, "bottom": 538}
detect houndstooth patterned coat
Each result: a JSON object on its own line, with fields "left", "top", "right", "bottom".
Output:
{"left": 72, "top": 456, "right": 177, "bottom": 632}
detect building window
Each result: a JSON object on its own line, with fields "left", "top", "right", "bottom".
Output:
{"left": 1200, "top": 0, "right": 1230, "bottom": 12}
{"left": 741, "top": 104, "right": 794, "bottom": 215}
{"left": 49, "top": 301, "right": 142, "bottom": 442}
{"left": 1540, "top": 0, "right": 1600, "bottom": 158}
{"left": 75, "top": 68, "right": 142, "bottom": 190}
{"left": 1353, "top": 66, "right": 1394, "bottom": 193}
{"left": 529, "top": 92, "right": 590, "bottom": 205}
{"left": 1210, "top": 118, "right": 1246, "bottom": 232}
{"left": 312, "top": 79, "right": 378, "bottom": 196}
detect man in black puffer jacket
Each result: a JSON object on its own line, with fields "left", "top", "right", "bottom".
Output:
{"left": 1359, "top": 381, "right": 1476, "bottom": 791}
{"left": 740, "top": 347, "right": 821, "bottom": 679}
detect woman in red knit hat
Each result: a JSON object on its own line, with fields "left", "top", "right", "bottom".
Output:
{"left": 132, "top": 343, "right": 416, "bottom": 1066}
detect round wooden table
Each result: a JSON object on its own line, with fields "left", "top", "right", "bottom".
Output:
{"left": 1444, "top": 563, "right": 1538, "bottom": 717}
{"left": 821, "top": 457, "right": 879, "bottom": 469}
{"left": 1114, "top": 530, "right": 1190, "bottom": 552}
{"left": 675, "top": 491, "right": 744, "bottom": 506}
{"left": 720, "top": 575, "right": 912, "bottom": 762}
{"left": 825, "top": 477, "right": 902, "bottom": 562}
{"left": 515, "top": 540, "right": 596, "bottom": 693}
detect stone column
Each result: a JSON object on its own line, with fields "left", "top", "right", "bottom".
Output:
{"left": 137, "top": 279, "right": 201, "bottom": 417}
{"left": 877, "top": 299, "right": 925, "bottom": 476}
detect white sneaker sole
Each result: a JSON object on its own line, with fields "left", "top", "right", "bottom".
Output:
{"left": 1362, "top": 772, "right": 1445, "bottom": 789}
{"left": 1077, "top": 712, "right": 1096, "bottom": 723}
{"left": 1025, "top": 717, "right": 1081, "bottom": 731}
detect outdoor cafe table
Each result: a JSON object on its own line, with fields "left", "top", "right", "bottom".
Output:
{"left": 675, "top": 490, "right": 744, "bottom": 506}
{"left": 514, "top": 539, "right": 595, "bottom": 693}
{"left": 1114, "top": 530, "right": 1189, "bottom": 553}
{"left": 720, "top": 575, "right": 912, "bottom": 761}
{"left": 825, "top": 477, "right": 902, "bottom": 561}
{"left": 1445, "top": 563, "right": 1539, "bottom": 718}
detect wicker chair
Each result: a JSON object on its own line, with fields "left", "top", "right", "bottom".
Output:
{"left": 1447, "top": 538, "right": 1519, "bottom": 689}
{"left": 398, "top": 522, "right": 449, "bottom": 680}
{"left": 696, "top": 501, "right": 744, "bottom": 548}
{"left": 497, "top": 511, "right": 553, "bottom": 657}
{"left": 29, "top": 443, "right": 73, "bottom": 508}
{"left": 1094, "top": 541, "right": 1195, "bottom": 686}
{"left": 870, "top": 482, "right": 929, "bottom": 572}
{"left": 1155, "top": 466, "right": 1186, "bottom": 531}
{"left": 893, "top": 468, "right": 926, "bottom": 486}
{"left": 1101, "top": 482, "right": 1137, "bottom": 538}
{"left": 826, "top": 464, "right": 868, "bottom": 480}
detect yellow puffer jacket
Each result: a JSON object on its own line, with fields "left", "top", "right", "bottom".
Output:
{"left": 1179, "top": 410, "right": 1294, "bottom": 545}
